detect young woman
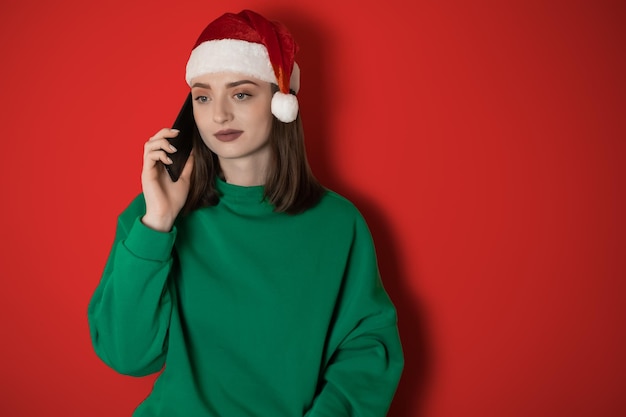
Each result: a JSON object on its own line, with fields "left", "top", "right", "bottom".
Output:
{"left": 88, "top": 10, "right": 403, "bottom": 417}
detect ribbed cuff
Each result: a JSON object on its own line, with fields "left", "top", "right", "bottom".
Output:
{"left": 123, "top": 216, "right": 177, "bottom": 261}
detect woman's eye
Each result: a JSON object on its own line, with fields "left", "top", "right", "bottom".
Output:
{"left": 194, "top": 96, "right": 209, "bottom": 103}
{"left": 234, "top": 92, "right": 251, "bottom": 100}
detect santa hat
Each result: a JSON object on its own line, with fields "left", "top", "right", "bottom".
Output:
{"left": 186, "top": 10, "right": 300, "bottom": 123}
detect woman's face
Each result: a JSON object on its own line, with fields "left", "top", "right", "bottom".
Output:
{"left": 190, "top": 72, "right": 274, "bottom": 166}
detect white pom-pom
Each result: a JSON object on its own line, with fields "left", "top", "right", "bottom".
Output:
{"left": 271, "top": 92, "right": 299, "bottom": 123}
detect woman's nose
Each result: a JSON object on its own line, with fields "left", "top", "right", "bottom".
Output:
{"left": 212, "top": 96, "right": 233, "bottom": 123}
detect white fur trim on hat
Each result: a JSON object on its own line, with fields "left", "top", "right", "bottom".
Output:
{"left": 186, "top": 39, "right": 274, "bottom": 85}
{"left": 186, "top": 39, "right": 300, "bottom": 94}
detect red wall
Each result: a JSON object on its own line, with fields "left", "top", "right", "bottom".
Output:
{"left": 1, "top": 0, "right": 624, "bottom": 416}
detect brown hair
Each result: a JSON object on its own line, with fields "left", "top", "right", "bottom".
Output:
{"left": 183, "top": 105, "right": 325, "bottom": 215}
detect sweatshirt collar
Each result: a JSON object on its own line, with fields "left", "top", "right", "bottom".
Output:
{"left": 215, "top": 177, "right": 274, "bottom": 214}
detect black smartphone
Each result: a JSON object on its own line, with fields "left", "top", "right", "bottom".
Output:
{"left": 164, "top": 93, "right": 196, "bottom": 182}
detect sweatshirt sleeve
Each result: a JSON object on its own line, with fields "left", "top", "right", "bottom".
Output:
{"left": 87, "top": 195, "right": 176, "bottom": 377}
{"left": 305, "top": 213, "right": 404, "bottom": 417}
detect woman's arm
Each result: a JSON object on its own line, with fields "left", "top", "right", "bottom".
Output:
{"left": 88, "top": 128, "right": 193, "bottom": 376}
{"left": 306, "top": 214, "right": 404, "bottom": 417}
{"left": 87, "top": 196, "right": 176, "bottom": 376}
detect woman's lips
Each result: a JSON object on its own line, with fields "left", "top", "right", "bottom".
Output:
{"left": 214, "top": 129, "right": 243, "bottom": 142}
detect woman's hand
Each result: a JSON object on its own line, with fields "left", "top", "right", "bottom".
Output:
{"left": 140, "top": 128, "right": 194, "bottom": 232}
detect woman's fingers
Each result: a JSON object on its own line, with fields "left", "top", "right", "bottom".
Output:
{"left": 147, "top": 128, "right": 180, "bottom": 142}
{"left": 144, "top": 136, "right": 178, "bottom": 154}
{"left": 147, "top": 149, "right": 173, "bottom": 165}
{"left": 143, "top": 129, "right": 180, "bottom": 166}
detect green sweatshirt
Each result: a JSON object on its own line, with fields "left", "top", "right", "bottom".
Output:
{"left": 88, "top": 178, "right": 403, "bottom": 416}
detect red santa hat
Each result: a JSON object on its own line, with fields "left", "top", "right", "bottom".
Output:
{"left": 186, "top": 10, "right": 300, "bottom": 123}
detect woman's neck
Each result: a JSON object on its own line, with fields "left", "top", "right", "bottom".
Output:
{"left": 219, "top": 156, "right": 268, "bottom": 187}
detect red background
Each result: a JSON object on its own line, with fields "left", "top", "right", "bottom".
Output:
{"left": 1, "top": 0, "right": 624, "bottom": 416}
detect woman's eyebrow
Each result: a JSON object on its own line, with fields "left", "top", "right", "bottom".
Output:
{"left": 226, "top": 80, "right": 259, "bottom": 88}
{"left": 191, "top": 82, "right": 211, "bottom": 89}
{"left": 191, "top": 80, "right": 259, "bottom": 89}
